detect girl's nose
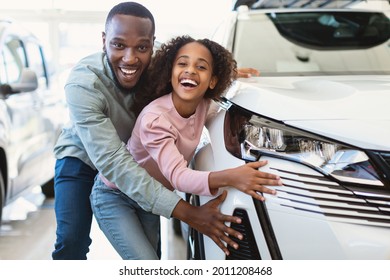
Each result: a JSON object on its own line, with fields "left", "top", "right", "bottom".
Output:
{"left": 185, "top": 66, "right": 196, "bottom": 75}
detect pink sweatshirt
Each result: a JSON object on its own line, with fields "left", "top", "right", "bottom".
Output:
{"left": 102, "top": 93, "right": 213, "bottom": 196}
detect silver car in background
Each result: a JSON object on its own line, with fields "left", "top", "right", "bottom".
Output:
{"left": 0, "top": 19, "right": 67, "bottom": 223}
{"left": 187, "top": 0, "right": 390, "bottom": 260}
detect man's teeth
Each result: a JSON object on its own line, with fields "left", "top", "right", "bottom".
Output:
{"left": 121, "top": 68, "right": 136, "bottom": 75}
{"left": 180, "top": 79, "right": 198, "bottom": 86}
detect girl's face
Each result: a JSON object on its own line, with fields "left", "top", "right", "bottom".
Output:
{"left": 171, "top": 42, "right": 217, "bottom": 116}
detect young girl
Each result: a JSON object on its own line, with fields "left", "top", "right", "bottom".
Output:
{"left": 91, "top": 35, "right": 282, "bottom": 259}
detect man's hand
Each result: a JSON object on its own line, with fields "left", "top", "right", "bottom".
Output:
{"left": 237, "top": 67, "right": 260, "bottom": 78}
{"left": 172, "top": 191, "right": 242, "bottom": 256}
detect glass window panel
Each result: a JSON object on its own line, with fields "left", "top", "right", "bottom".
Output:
{"left": 3, "top": 38, "right": 27, "bottom": 84}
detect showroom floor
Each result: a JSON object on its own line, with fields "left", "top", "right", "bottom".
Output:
{"left": 0, "top": 186, "right": 186, "bottom": 260}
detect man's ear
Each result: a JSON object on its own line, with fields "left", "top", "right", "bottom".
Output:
{"left": 151, "top": 35, "right": 156, "bottom": 56}
{"left": 102, "top": 31, "right": 106, "bottom": 52}
{"left": 209, "top": 76, "right": 218, "bottom": 89}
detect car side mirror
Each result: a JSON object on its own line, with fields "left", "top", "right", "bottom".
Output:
{"left": 2, "top": 68, "right": 39, "bottom": 95}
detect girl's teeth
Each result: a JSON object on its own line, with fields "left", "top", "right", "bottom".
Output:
{"left": 181, "top": 79, "right": 197, "bottom": 85}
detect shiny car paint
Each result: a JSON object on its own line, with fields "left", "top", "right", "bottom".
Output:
{"left": 187, "top": 1, "right": 390, "bottom": 260}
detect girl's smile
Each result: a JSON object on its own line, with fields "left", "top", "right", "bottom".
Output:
{"left": 171, "top": 42, "right": 217, "bottom": 117}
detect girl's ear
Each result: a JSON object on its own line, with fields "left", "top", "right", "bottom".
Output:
{"left": 209, "top": 76, "right": 218, "bottom": 89}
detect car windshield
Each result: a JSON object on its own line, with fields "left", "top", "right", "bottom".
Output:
{"left": 271, "top": 11, "right": 390, "bottom": 49}
{"left": 233, "top": 10, "right": 390, "bottom": 76}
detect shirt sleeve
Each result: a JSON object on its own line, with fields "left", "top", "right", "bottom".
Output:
{"left": 65, "top": 83, "right": 181, "bottom": 218}
{"left": 139, "top": 113, "right": 213, "bottom": 196}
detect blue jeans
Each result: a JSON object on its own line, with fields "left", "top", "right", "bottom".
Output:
{"left": 52, "top": 157, "right": 97, "bottom": 260}
{"left": 90, "top": 176, "right": 160, "bottom": 260}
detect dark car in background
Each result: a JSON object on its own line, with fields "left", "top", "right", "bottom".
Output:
{"left": 0, "top": 19, "right": 67, "bottom": 223}
{"left": 183, "top": 0, "right": 390, "bottom": 260}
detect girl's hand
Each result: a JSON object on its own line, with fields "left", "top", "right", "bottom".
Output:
{"left": 229, "top": 160, "right": 282, "bottom": 201}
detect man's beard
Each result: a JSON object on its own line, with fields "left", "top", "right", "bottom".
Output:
{"left": 106, "top": 58, "right": 138, "bottom": 94}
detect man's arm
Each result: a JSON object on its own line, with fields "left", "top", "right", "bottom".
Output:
{"left": 66, "top": 83, "right": 242, "bottom": 254}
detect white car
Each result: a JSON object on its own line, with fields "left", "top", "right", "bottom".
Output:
{"left": 186, "top": 0, "right": 390, "bottom": 260}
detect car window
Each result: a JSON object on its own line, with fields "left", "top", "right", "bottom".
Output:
{"left": 233, "top": 11, "right": 390, "bottom": 76}
{"left": 25, "top": 41, "right": 48, "bottom": 88}
{"left": 270, "top": 12, "right": 390, "bottom": 50}
{"left": 0, "top": 50, "right": 5, "bottom": 84}
{"left": 0, "top": 37, "right": 27, "bottom": 84}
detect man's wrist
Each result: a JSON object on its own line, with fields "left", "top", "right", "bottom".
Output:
{"left": 171, "top": 199, "right": 194, "bottom": 224}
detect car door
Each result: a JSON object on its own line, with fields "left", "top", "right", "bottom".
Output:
{"left": 0, "top": 34, "right": 46, "bottom": 198}
{"left": 24, "top": 38, "right": 66, "bottom": 189}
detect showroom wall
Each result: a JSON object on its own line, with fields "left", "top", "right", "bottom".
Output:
{"left": 0, "top": 0, "right": 232, "bottom": 76}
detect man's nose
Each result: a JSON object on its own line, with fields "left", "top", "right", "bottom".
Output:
{"left": 122, "top": 49, "right": 137, "bottom": 64}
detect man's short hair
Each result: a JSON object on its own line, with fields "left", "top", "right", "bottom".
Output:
{"left": 105, "top": 2, "right": 155, "bottom": 34}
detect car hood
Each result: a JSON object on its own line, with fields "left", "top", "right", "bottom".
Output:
{"left": 227, "top": 76, "right": 390, "bottom": 150}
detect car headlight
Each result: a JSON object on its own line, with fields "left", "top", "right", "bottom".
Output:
{"left": 223, "top": 102, "right": 384, "bottom": 187}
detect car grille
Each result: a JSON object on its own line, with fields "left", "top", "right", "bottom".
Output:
{"left": 268, "top": 161, "right": 390, "bottom": 226}
{"left": 226, "top": 208, "right": 261, "bottom": 260}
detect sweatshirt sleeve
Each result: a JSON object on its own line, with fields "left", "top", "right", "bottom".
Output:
{"left": 139, "top": 113, "right": 213, "bottom": 196}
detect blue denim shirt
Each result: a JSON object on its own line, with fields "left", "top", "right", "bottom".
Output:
{"left": 54, "top": 52, "right": 180, "bottom": 218}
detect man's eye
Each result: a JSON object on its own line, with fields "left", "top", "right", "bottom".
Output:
{"left": 138, "top": 45, "right": 150, "bottom": 52}
{"left": 112, "top": 42, "right": 123, "bottom": 48}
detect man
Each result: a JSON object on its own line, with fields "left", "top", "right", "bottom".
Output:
{"left": 52, "top": 1, "right": 280, "bottom": 260}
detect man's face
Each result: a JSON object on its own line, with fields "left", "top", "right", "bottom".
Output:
{"left": 102, "top": 14, "right": 154, "bottom": 90}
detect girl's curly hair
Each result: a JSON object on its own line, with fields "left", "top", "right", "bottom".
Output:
{"left": 133, "top": 35, "right": 237, "bottom": 116}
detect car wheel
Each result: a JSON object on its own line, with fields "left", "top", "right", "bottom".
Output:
{"left": 41, "top": 178, "right": 55, "bottom": 198}
{"left": 0, "top": 171, "right": 4, "bottom": 225}
{"left": 172, "top": 218, "right": 182, "bottom": 236}
{"left": 186, "top": 226, "right": 205, "bottom": 260}
{"left": 186, "top": 194, "right": 205, "bottom": 260}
